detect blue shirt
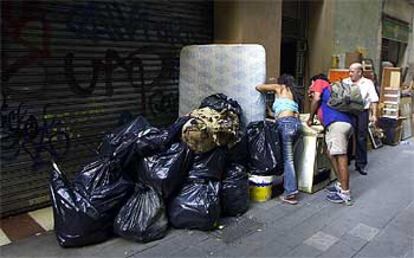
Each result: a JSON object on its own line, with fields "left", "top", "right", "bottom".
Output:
{"left": 320, "top": 87, "right": 354, "bottom": 127}
{"left": 272, "top": 97, "right": 299, "bottom": 117}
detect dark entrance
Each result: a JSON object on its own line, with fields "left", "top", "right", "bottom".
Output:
{"left": 280, "top": 0, "right": 308, "bottom": 88}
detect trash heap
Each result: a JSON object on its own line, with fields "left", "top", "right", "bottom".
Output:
{"left": 49, "top": 93, "right": 283, "bottom": 248}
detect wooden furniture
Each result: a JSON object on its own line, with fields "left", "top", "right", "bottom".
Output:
{"left": 381, "top": 89, "right": 400, "bottom": 118}
{"left": 379, "top": 67, "right": 402, "bottom": 118}
{"left": 400, "top": 96, "right": 413, "bottom": 139}
{"left": 377, "top": 67, "right": 408, "bottom": 145}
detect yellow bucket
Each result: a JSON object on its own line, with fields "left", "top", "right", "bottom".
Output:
{"left": 249, "top": 175, "right": 273, "bottom": 202}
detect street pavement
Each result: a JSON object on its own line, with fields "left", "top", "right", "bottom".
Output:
{"left": 1, "top": 139, "right": 413, "bottom": 258}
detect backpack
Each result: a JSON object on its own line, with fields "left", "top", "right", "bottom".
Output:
{"left": 328, "top": 81, "right": 364, "bottom": 115}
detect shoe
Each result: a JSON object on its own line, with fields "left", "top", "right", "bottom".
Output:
{"left": 326, "top": 192, "right": 353, "bottom": 206}
{"left": 280, "top": 195, "right": 298, "bottom": 205}
{"left": 356, "top": 167, "right": 368, "bottom": 175}
{"left": 325, "top": 183, "right": 341, "bottom": 194}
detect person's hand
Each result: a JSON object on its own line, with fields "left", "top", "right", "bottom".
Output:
{"left": 306, "top": 118, "right": 313, "bottom": 127}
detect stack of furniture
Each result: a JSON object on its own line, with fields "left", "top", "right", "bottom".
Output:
{"left": 380, "top": 67, "right": 401, "bottom": 119}
{"left": 400, "top": 95, "right": 413, "bottom": 139}
{"left": 378, "top": 67, "right": 407, "bottom": 145}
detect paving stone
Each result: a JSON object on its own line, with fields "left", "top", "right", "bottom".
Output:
{"left": 170, "top": 247, "right": 209, "bottom": 257}
{"left": 270, "top": 204, "right": 324, "bottom": 232}
{"left": 217, "top": 243, "right": 259, "bottom": 257}
{"left": 250, "top": 240, "right": 291, "bottom": 257}
{"left": 135, "top": 236, "right": 189, "bottom": 257}
{"left": 296, "top": 203, "right": 341, "bottom": 229}
{"left": 235, "top": 227, "right": 277, "bottom": 246}
{"left": 354, "top": 226, "right": 413, "bottom": 258}
{"left": 93, "top": 238, "right": 159, "bottom": 258}
{"left": 356, "top": 208, "right": 397, "bottom": 229}
{"left": 321, "top": 216, "right": 360, "bottom": 238}
{"left": 252, "top": 208, "right": 284, "bottom": 224}
{"left": 284, "top": 243, "right": 322, "bottom": 257}
{"left": 256, "top": 199, "right": 280, "bottom": 210}
{"left": 275, "top": 220, "right": 326, "bottom": 249}
{"left": 168, "top": 229, "right": 209, "bottom": 247}
{"left": 303, "top": 231, "right": 339, "bottom": 252}
{"left": 264, "top": 204, "right": 291, "bottom": 222}
{"left": 1, "top": 141, "right": 413, "bottom": 258}
{"left": 407, "top": 201, "right": 414, "bottom": 211}
{"left": 193, "top": 236, "right": 228, "bottom": 254}
{"left": 348, "top": 223, "right": 380, "bottom": 241}
{"left": 388, "top": 207, "right": 414, "bottom": 239}
{"left": 354, "top": 240, "right": 409, "bottom": 258}
{"left": 341, "top": 233, "right": 369, "bottom": 251}
{"left": 318, "top": 241, "right": 357, "bottom": 258}
{"left": 403, "top": 242, "right": 413, "bottom": 258}
{"left": 210, "top": 216, "right": 263, "bottom": 244}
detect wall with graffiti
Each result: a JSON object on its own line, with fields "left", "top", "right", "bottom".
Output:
{"left": 0, "top": 0, "right": 213, "bottom": 217}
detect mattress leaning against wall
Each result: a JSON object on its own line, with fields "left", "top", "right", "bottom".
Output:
{"left": 179, "top": 45, "right": 266, "bottom": 127}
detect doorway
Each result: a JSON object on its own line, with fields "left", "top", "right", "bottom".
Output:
{"left": 280, "top": 0, "right": 308, "bottom": 89}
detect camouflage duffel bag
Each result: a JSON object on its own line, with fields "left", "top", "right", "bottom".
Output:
{"left": 182, "top": 107, "right": 240, "bottom": 153}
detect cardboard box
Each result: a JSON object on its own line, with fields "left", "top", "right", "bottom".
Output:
{"left": 378, "top": 117, "right": 404, "bottom": 145}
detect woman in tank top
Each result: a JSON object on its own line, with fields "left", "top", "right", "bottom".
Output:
{"left": 256, "top": 74, "right": 302, "bottom": 205}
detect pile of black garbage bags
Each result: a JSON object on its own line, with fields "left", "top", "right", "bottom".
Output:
{"left": 49, "top": 93, "right": 283, "bottom": 248}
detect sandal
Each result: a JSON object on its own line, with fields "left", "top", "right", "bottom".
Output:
{"left": 280, "top": 194, "right": 298, "bottom": 205}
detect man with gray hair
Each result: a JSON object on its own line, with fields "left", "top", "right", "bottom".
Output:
{"left": 343, "top": 63, "right": 379, "bottom": 175}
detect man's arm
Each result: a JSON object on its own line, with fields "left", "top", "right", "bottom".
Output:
{"left": 369, "top": 102, "right": 377, "bottom": 123}
{"left": 307, "top": 92, "right": 321, "bottom": 127}
{"left": 367, "top": 79, "right": 379, "bottom": 123}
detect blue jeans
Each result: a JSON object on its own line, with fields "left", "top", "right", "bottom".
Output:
{"left": 276, "top": 116, "right": 301, "bottom": 196}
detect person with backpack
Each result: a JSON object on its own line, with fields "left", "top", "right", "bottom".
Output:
{"left": 256, "top": 74, "right": 302, "bottom": 205}
{"left": 307, "top": 74, "right": 354, "bottom": 205}
{"left": 343, "top": 63, "right": 379, "bottom": 175}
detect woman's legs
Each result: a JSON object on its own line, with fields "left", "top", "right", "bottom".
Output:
{"left": 278, "top": 117, "right": 300, "bottom": 198}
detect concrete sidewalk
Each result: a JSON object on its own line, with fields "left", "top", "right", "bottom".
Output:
{"left": 1, "top": 140, "right": 413, "bottom": 258}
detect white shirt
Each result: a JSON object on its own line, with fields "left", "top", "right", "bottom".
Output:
{"left": 343, "top": 77, "right": 379, "bottom": 109}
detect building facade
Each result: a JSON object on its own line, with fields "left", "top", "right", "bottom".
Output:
{"left": 215, "top": 0, "right": 414, "bottom": 94}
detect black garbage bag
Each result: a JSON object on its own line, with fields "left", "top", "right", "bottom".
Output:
{"left": 73, "top": 158, "right": 134, "bottom": 215}
{"left": 165, "top": 115, "right": 191, "bottom": 144}
{"left": 133, "top": 116, "right": 191, "bottom": 158}
{"left": 188, "top": 148, "right": 226, "bottom": 181}
{"left": 226, "top": 134, "right": 248, "bottom": 166}
{"left": 100, "top": 115, "right": 190, "bottom": 168}
{"left": 49, "top": 161, "right": 132, "bottom": 247}
{"left": 168, "top": 179, "right": 220, "bottom": 231}
{"left": 221, "top": 163, "right": 249, "bottom": 216}
{"left": 137, "top": 142, "right": 192, "bottom": 199}
{"left": 134, "top": 127, "right": 170, "bottom": 157}
{"left": 199, "top": 93, "right": 242, "bottom": 118}
{"left": 246, "top": 121, "right": 283, "bottom": 176}
{"left": 113, "top": 184, "right": 168, "bottom": 243}
{"left": 122, "top": 127, "right": 171, "bottom": 183}
{"left": 100, "top": 116, "right": 151, "bottom": 165}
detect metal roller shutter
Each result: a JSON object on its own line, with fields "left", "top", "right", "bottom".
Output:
{"left": 0, "top": 0, "right": 213, "bottom": 217}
